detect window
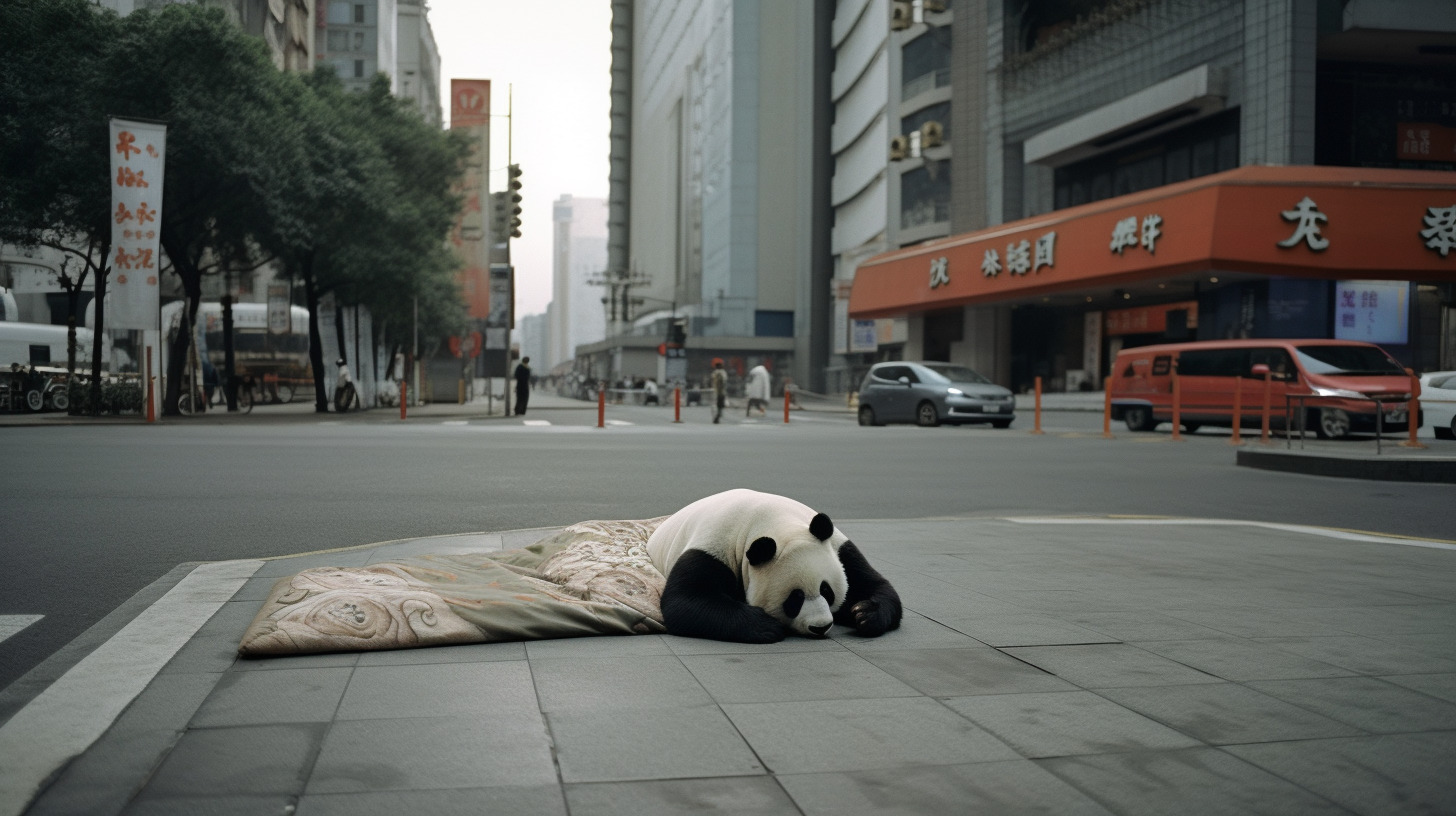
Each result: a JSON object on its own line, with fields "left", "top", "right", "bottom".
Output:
{"left": 28, "top": 344, "right": 49, "bottom": 365}
{"left": 900, "top": 163, "right": 952, "bottom": 229}
{"left": 326, "top": 1, "right": 352, "bottom": 24}
{"left": 1178, "top": 349, "right": 1244, "bottom": 377}
{"left": 326, "top": 30, "right": 348, "bottom": 52}
{"left": 1294, "top": 345, "right": 1403, "bottom": 376}
{"left": 353, "top": 3, "right": 365, "bottom": 23}
{"left": 353, "top": 31, "right": 364, "bottom": 51}
{"left": 902, "top": 102, "right": 951, "bottom": 142}
{"left": 1249, "top": 348, "right": 1296, "bottom": 380}
{"left": 353, "top": 59, "right": 364, "bottom": 78}
{"left": 901, "top": 27, "right": 951, "bottom": 99}
{"left": 1053, "top": 109, "right": 1240, "bottom": 208}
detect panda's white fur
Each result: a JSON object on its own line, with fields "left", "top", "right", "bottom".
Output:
{"left": 648, "top": 488, "right": 850, "bottom": 637}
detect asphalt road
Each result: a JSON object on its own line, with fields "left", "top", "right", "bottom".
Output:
{"left": 2, "top": 402, "right": 1450, "bottom": 693}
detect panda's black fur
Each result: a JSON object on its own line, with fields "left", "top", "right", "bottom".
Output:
{"left": 647, "top": 489, "right": 901, "bottom": 643}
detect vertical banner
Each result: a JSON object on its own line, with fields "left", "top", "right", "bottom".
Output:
{"left": 267, "top": 282, "right": 291, "bottom": 335}
{"left": 108, "top": 118, "right": 166, "bottom": 330}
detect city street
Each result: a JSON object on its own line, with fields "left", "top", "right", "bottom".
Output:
{"left": 2, "top": 398, "right": 1451, "bottom": 694}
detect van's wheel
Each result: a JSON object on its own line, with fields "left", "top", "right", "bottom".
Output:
{"left": 25, "top": 389, "right": 44, "bottom": 412}
{"left": 1123, "top": 405, "right": 1155, "bottom": 432}
{"left": 858, "top": 405, "right": 879, "bottom": 426}
{"left": 1181, "top": 422, "right": 1201, "bottom": 434}
{"left": 916, "top": 401, "right": 940, "bottom": 427}
{"left": 1314, "top": 408, "right": 1351, "bottom": 440}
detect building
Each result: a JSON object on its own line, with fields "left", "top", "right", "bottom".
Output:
{"left": 548, "top": 195, "right": 608, "bottom": 370}
{"left": 516, "top": 311, "right": 548, "bottom": 376}
{"left": 395, "top": 0, "right": 443, "bottom": 127}
{"left": 844, "top": 0, "right": 1456, "bottom": 394}
{"left": 316, "top": 0, "right": 399, "bottom": 95}
{"left": 595, "top": 0, "right": 833, "bottom": 391}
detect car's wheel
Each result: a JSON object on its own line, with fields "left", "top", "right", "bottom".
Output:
{"left": 1123, "top": 405, "right": 1155, "bottom": 432}
{"left": 1314, "top": 408, "right": 1351, "bottom": 440}
{"left": 1181, "top": 422, "right": 1201, "bottom": 434}
{"left": 857, "top": 405, "right": 879, "bottom": 426}
{"left": 25, "top": 389, "right": 44, "bottom": 412}
{"left": 916, "top": 401, "right": 940, "bottom": 427}
{"left": 991, "top": 418, "right": 1012, "bottom": 429}
{"left": 49, "top": 390, "right": 69, "bottom": 412}
{"left": 1436, "top": 423, "right": 1455, "bottom": 441}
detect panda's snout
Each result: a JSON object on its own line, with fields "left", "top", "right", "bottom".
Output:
{"left": 807, "top": 623, "right": 830, "bottom": 638}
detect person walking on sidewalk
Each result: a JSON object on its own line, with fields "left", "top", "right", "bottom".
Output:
{"left": 710, "top": 358, "right": 727, "bottom": 424}
{"left": 745, "top": 362, "right": 770, "bottom": 417}
{"left": 514, "top": 356, "right": 532, "bottom": 415}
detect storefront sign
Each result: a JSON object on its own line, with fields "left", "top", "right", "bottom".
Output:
{"left": 1398, "top": 122, "right": 1456, "bottom": 162}
{"left": 850, "top": 319, "right": 878, "bottom": 353}
{"left": 108, "top": 118, "right": 166, "bottom": 330}
{"left": 929, "top": 256, "right": 949, "bottom": 288}
{"left": 1422, "top": 205, "right": 1456, "bottom": 257}
{"left": 1104, "top": 301, "right": 1198, "bottom": 336}
{"left": 1110, "top": 215, "right": 1162, "bottom": 255}
{"left": 1277, "top": 196, "right": 1329, "bottom": 251}
{"left": 1334, "top": 280, "right": 1408, "bottom": 345}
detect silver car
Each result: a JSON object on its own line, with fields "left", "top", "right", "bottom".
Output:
{"left": 857, "top": 361, "right": 1016, "bottom": 428}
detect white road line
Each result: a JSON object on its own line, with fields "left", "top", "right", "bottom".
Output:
{"left": 604, "top": 419, "right": 634, "bottom": 426}
{"left": 522, "top": 419, "right": 551, "bottom": 426}
{"left": 440, "top": 420, "right": 468, "bottom": 426}
{"left": 0, "top": 615, "right": 42, "bottom": 646}
{"left": 1005, "top": 517, "right": 1456, "bottom": 550}
{"left": 0, "top": 559, "right": 263, "bottom": 816}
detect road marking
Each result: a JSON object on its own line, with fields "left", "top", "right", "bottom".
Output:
{"left": 522, "top": 419, "right": 551, "bottom": 426}
{"left": 0, "top": 615, "right": 42, "bottom": 646}
{"left": 604, "top": 419, "right": 634, "bottom": 426}
{"left": 0, "top": 559, "right": 263, "bottom": 816}
{"left": 1006, "top": 516, "right": 1456, "bottom": 550}
{"left": 440, "top": 420, "right": 468, "bottom": 426}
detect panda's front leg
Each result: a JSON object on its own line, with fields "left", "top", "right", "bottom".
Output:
{"left": 834, "top": 541, "right": 902, "bottom": 637}
{"left": 661, "top": 550, "right": 785, "bottom": 643}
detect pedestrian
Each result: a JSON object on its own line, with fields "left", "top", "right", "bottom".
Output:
{"left": 513, "top": 356, "right": 532, "bottom": 415}
{"left": 643, "top": 378, "right": 659, "bottom": 405}
{"left": 710, "top": 358, "right": 727, "bottom": 424}
{"left": 745, "top": 362, "right": 770, "bottom": 417}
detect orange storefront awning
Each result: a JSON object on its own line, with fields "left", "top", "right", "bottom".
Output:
{"left": 849, "top": 166, "right": 1456, "bottom": 319}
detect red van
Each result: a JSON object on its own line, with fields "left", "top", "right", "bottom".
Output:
{"left": 1109, "top": 339, "right": 1420, "bottom": 439}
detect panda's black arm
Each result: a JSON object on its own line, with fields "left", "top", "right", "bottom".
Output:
{"left": 661, "top": 549, "right": 786, "bottom": 643}
{"left": 834, "top": 541, "right": 902, "bottom": 637}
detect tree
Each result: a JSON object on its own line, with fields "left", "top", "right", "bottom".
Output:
{"left": 0, "top": 0, "right": 120, "bottom": 411}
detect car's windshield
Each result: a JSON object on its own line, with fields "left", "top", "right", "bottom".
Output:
{"left": 919, "top": 364, "right": 991, "bottom": 385}
{"left": 1295, "top": 345, "right": 1405, "bottom": 377}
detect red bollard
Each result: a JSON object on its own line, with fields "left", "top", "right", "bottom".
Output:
{"left": 145, "top": 346, "right": 155, "bottom": 423}
{"left": 1101, "top": 386, "right": 1113, "bottom": 438}
{"left": 1171, "top": 371, "right": 1183, "bottom": 441}
{"left": 1400, "top": 368, "right": 1426, "bottom": 449}
{"left": 784, "top": 391, "right": 790, "bottom": 424}
{"left": 1260, "top": 371, "right": 1272, "bottom": 444}
{"left": 400, "top": 380, "right": 408, "bottom": 420}
{"left": 1229, "top": 376, "right": 1242, "bottom": 445}
{"left": 673, "top": 387, "right": 682, "bottom": 423}
{"left": 1030, "top": 376, "right": 1044, "bottom": 434}
{"left": 597, "top": 387, "right": 606, "bottom": 428}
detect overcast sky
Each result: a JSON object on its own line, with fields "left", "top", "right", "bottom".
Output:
{"left": 429, "top": 0, "right": 613, "bottom": 318}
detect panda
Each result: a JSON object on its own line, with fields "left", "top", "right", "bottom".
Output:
{"left": 646, "top": 488, "right": 901, "bottom": 643}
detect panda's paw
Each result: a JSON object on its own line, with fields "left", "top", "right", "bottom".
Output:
{"left": 848, "top": 600, "right": 893, "bottom": 637}
{"left": 738, "top": 608, "right": 787, "bottom": 643}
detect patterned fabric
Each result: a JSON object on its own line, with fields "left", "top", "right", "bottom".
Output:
{"left": 238, "top": 517, "right": 669, "bottom": 657}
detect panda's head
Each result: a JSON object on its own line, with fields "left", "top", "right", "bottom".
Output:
{"left": 743, "top": 511, "right": 848, "bottom": 638}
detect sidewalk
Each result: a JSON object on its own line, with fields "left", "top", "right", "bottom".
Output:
{"left": 4, "top": 515, "right": 1455, "bottom": 815}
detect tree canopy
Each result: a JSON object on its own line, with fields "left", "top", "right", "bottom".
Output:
{"left": 0, "top": 0, "right": 469, "bottom": 413}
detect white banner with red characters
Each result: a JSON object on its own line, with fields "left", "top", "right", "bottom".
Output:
{"left": 108, "top": 118, "right": 166, "bottom": 330}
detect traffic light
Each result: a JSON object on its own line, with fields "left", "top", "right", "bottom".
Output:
{"left": 505, "top": 164, "right": 522, "bottom": 238}
{"left": 489, "top": 191, "right": 511, "bottom": 243}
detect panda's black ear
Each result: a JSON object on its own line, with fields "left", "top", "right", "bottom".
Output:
{"left": 809, "top": 513, "right": 834, "bottom": 541}
{"left": 747, "top": 536, "right": 777, "bottom": 566}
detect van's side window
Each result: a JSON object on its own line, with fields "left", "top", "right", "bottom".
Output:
{"left": 1152, "top": 356, "right": 1171, "bottom": 376}
{"left": 1178, "top": 349, "right": 1245, "bottom": 377}
{"left": 1249, "top": 348, "right": 1295, "bottom": 381}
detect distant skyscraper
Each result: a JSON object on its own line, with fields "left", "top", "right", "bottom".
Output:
{"left": 316, "top": 0, "right": 399, "bottom": 95}
{"left": 550, "top": 196, "right": 608, "bottom": 368}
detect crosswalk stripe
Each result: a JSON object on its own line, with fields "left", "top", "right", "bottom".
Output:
{"left": 522, "top": 419, "right": 551, "bottom": 426}
{"left": 604, "top": 419, "right": 634, "bottom": 426}
{"left": 0, "top": 615, "right": 42, "bottom": 646}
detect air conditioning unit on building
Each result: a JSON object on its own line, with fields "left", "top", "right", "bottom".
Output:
{"left": 920, "top": 120, "right": 944, "bottom": 148}
{"left": 922, "top": 0, "right": 948, "bottom": 14}
{"left": 890, "top": 0, "right": 913, "bottom": 30}
{"left": 889, "top": 135, "right": 909, "bottom": 161}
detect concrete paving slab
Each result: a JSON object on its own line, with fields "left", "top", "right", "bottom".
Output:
{"left": 232, "top": 651, "right": 360, "bottom": 671}
{"left": 830, "top": 612, "right": 987, "bottom": 652}
{"left": 563, "top": 777, "right": 798, "bottom": 816}
{"left": 190, "top": 667, "right": 353, "bottom": 727}
{"left": 1132, "top": 637, "right": 1357, "bottom": 681}
{"left": 1379, "top": 671, "right": 1456, "bottom": 703}
{"left": 297, "top": 786, "right": 568, "bottom": 816}
{"left": 334, "top": 661, "right": 536, "bottom": 721}
{"left": 937, "top": 614, "right": 1122, "bottom": 648}
{"left": 1002, "top": 643, "right": 1222, "bottom": 688}
{"left": 723, "top": 697, "right": 1020, "bottom": 774}
{"left": 1246, "top": 675, "right": 1456, "bottom": 733}
{"left": 353, "top": 641, "right": 525, "bottom": 666}
{"left": 1251, "top": 634, "right": 1456, "bottom": 675}
{"left": 680, "top": 651, "right": 921, "bottom": 704}
{"left": 306, "top": 714, "right": 556, "bottom": 793}
{"left": 1039, "top": 747, "right": 1349, "bottom": 815}
{"left": 1224, "top": 732, "right": 1456, "bottom": 815}
{"left": 777, "top": 760, "right": 1118, "bottom": 816}
{"left": 547, "top": 705, "right": 765, "bottom": 783}
{"left": 532, "top": 655, "right": 714, "bottom": 713}
{"left": 941, "top": 690, "right": 1202, "bottom": 758}
{"left": 855, "top": 646, "right": 1078, "bottom": 697}
{"left": 1092, "top": 682, "right": 1363, "bottom": 745}
{"left": 135, "top": 722, "right": 325, "bottom": 798}
{"left": 122, "top": 794, "right": 303, "bottom": 815}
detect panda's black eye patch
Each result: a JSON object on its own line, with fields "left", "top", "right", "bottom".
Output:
{"left": 820, "top": 581, "right": 835, "bottom": 606}
{"left": 783, "top": 588, "right": 805, "bottom": 618}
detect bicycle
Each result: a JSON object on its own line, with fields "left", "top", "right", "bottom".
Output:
{"left": 208, "top": 375, "right": 256, "bottom": 414}
{"left": 333, "top": 380, "right": 359, "bottom": 413}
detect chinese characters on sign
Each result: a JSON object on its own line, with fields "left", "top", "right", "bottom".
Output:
{"left": 1422, "top": 205, "right": 1456, "bottom": 257}
{"left": 1334, "top": 280, "right": 1408, "bottom": 344}
{"left": 928, "top": 256, "right": 949, "bottom": 289}
{"left": 1277, "top": 196, "right": 1329, "bottom": 251}
{"left": 1110, "top": 216, "right": 1162, "bottom": 255}
{"left": 109, "top": 118, "right": 166, "bottom": 330}
{"left": 980, "top": 232, "right": 1056, "bottom": 279}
